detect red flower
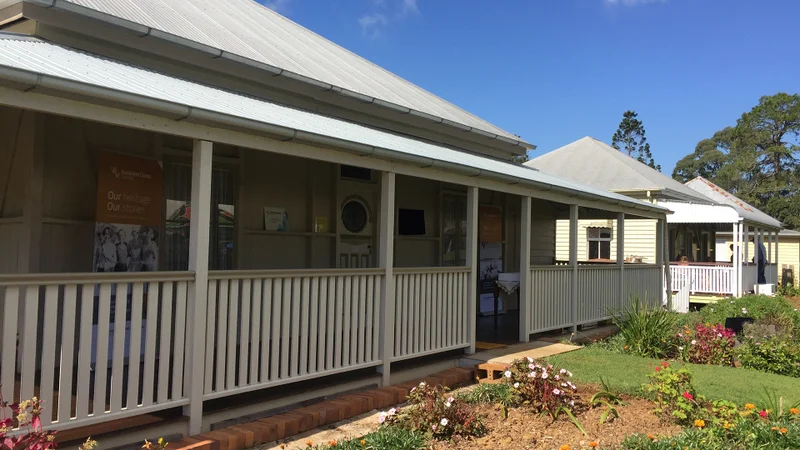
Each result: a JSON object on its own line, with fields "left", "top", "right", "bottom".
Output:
{"left": 759, "top": 410, "right": 768, "bottom": 418}
{"left": 655, "top": 366, "right": 661, "bottom": 372}
{"left": 661, "top": 361, "right": 669, "bottom": 368}
{"left": 682, "top": 391, "right": 693, "bottom": 401}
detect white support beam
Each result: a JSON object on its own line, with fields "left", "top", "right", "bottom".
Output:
{"left": 377, "top": 171, "right": 396, "bottom": 386}
{"left": 617, "top": 213, "right": 625, "bottom": 309}
{"left": 185, "top": 139, "right": 213, "bottom": 435}
{"left": 569, "top": 205, "right": 579, "bottom": 332}
{"left": 518, "top": 196, "right": 531, "bottom": 342}
{"left": 656, "top": 218, "right": 666, "bottom": 309}
{"left": 775, "top": 231, "right": 780, "bottom": 285}
{"left": 744, "top": 225, "right": 750, "bottom": 265}
{"left": 733, "top": 222, "right": 741, "bottom": 297}
{"left": 466, "top": 186, "right": 479, "bottom": 354}
{"left": 19, "top": 111, "right": 44, "bottom": 274}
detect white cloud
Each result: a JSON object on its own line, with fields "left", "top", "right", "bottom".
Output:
{"left": 358, "top": 13, "right": 388, "bottom": 37}
{"left": 605, "top": 0, "right": 666, "bottom": 5}
{"left": 259, "top": 0, "right": 291, "bottom": 13}
{"left": 358, "top": 0, "right": 419, "bottom": 38}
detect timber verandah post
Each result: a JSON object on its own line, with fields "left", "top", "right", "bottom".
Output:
{"left": 569, "top": 204, "right": 578, "bottom": 333}
{"left": 617, "top": 213, "right": 625, "bottom": 310}
{"left": 186, "top": 140, "right": 213, "bottom": 435}
{"left": 466, "top": 186, "right": 479, "bottom": 354}
{"left": 378, "top": 171, "right": 396, "bottom": 386}
{"left": 518, "top": 196, "right": 531, "bottom": 342}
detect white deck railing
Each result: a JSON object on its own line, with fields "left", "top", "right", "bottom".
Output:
{"left": 576, "top": 266, "right": 620, "bottom": 324}
{"left": 0, "top": 272, "right": 193, "bottom": 431}
{"left": 203, "top": 269, "right": 384, "bottom": 400}
{"left": 670, "top": 265, "right": 735, "bottom": 296}
{"left": 625, "top": 265, "right": 663, "bottom": 305}
{"left": 528, "top": 267, "right": 573, "bottom": 334}
{"left": 392, "top": 267, "right": 470, "bottom": 362}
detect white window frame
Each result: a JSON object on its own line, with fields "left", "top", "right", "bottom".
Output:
{"left": 587, "top": 227, "right": 612, "bottom": 260}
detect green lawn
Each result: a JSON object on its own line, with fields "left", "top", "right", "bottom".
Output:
{"left": 547, "top": 346, "right": 800, "bottom": 407}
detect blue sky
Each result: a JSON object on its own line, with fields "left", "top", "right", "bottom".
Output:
{"left": 262, "top": 0, "right": 799, "bottom": 174}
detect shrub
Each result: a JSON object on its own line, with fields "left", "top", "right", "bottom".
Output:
{"left": 643, "top": 362, "right": 704, "bottom": 426}
{"left": 0, "top": 394, "right": 99, "bottom": 450}
{"left": 458, "top": 383, "right": 518, "bottom": 408}
{"left": 612, "top": 298, "right": 678, "bottom": 358}
{"left": 735, "top": 335, "right": 800, "bottom": 377}
{"left": 698, "top": 295, "right": 800, "bottom": 334}
{"left": 501, "top": 357, "right": 578, "bottom": 418}
{"left": 382, "top": 381, "right": 485, "bottom": 441}
{"left": 676, "top": 323, "right": 736, "bottom": 366}
{"left": 309, "top": 427, "right": 426, "bottom": 450}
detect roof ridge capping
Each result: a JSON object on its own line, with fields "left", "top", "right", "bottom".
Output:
{"left": 25, "top": 0, "right": 534, "bottom": 150}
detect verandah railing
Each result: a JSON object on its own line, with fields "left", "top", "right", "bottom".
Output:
{"left": 0, "top": 272, "right": 193, "bottom": 431}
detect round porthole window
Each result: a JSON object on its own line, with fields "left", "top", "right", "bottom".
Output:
{"left": 342, "top": 200, "right": 368, "bottom": 234}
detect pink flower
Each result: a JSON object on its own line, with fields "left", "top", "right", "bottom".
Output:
{"left": 759, "top": 410, "right": 768, "bottom": 418}
{"left": 542, "top": 372, "right": 549, "bottom": 379}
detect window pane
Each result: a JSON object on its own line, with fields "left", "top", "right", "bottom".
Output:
{"left": 588, "top": 242, "right": 599, "bottom": 260}
{"left": 601, "top": 241, "right": 611, "bottom": 259}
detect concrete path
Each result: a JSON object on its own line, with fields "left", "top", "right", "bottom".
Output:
{"left": 460, "top": 340, "right": 581, "bottom": 367}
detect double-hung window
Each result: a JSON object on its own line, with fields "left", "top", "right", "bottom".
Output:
{"left": 587, "top": 227, "right": 612, "bottom": 260}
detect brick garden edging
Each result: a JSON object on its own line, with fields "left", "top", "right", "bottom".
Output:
{"left": 168, "top": 367, "right": 475, "bottom": 450}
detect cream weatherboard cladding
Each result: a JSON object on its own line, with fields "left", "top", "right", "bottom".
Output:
{"left": 555, "top": 218, "right": 657, "bottom": 263}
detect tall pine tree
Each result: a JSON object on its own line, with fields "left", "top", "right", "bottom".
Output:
{"left": 612, "top": 110, "right": 660, "bottom": 171}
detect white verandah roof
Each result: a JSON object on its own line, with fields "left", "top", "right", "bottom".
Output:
{"left": 661, "top": 200, "right": 780, "bottom": 231}
{"left": 0, "top": 33, "right": 668, "bottom": 216}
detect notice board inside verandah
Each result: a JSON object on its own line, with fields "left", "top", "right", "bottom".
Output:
{"left": 478, "top": 205, "right": 503, "bottom": 315}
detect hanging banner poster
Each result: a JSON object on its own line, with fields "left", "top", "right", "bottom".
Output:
{"left": 93, "top": 151, "right": 162, "bottom": 273}
{"left": 479, "top": 205, "right": 503, "bottom": 243}
{"left": 91, "top": 151, "right": 162, "bottom": 365}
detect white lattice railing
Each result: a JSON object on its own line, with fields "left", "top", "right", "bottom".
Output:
{"left": 0, "top": 272, "right": 193, "bottom": 431}
{"left": 203, "top": 269, "right": 384, "bottom": 400}
{"left": 392, "top": 267, "right": 471, "bottom": 361}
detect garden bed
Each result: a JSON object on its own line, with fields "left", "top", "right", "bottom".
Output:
{"left": 431, "top": 386, "right": 681, "bottom": 450}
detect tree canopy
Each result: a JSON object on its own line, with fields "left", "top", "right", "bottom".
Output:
{"left": 673, "top": 93, "right": 800, "bottom": 229}
{"left": 612, "top": 110, "right": 661, "bottom": 171}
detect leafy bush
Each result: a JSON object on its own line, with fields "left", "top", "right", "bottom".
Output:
{"left": 643, "top": 362, "right": 704, "bottom": 426}
{"left": 309, "top": 427, "right": 426, "bottom": 450}
{"left": 612, "top": 299, "right": 677, "bottom": 358}
{"left": 0, "top": 394, "right": 99, "bottom": 450}
{"left": 698, "top": 295, "right": 800, "bottom": 334}
{"left": 735, "top": 335, "right": 800, "bottom": 377}
{"left": 676, "top": 323, "right": 736, "bottom": 366}
{"left": 621, "top": 413, "right": 800, "bottom": 450}
{"left": 458, "top": 383, "right": 518, "bottom": 408}
{"left": 382, "top": 381, "right": 485, "bottom": 441}
{"left": 501, "top": 357, "right": 578, "bottom": 418}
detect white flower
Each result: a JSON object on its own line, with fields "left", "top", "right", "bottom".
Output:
{"left": 561, "top": 382, "right": 568, "bottom": 387}
{"left": 526, "top": 356, "right": 534, "bottom": 363}
{"left": 553, "top": 388, "right": 561, "bottom": 395}
{"left": 570, "top": 400, "right": 575, "bottom": 406}
{"left": 717, "top": 333, "right": 723, "bottom": 338}
{"left": 513, "top": 382, "right": 520, "bottom": 389}
{"left": 742, "top": 308, "right": 748, "bottom": 314}
{"left": 554, "top": 375, "right": 561, "bottom": 381}
{"left": 542, "top": 372, "right": 549, "bottom": 379}
{"left": 504, "top": 371, "right": 512, "bottom": 378}
{"left": 444, "top": 401, "right": 451, "bottom": 408}
{"left": 419, "top": 381, "right": 426, "bottom": 387}
{"left": 691, "top": 339, "right": 697, "bottom": 345}
{"left": 566, "top": 371, "right": 573, "bottom": 377}
{"left": 528, "top": 372, "right": 536, "bottom": 378}
{"left": 559, "top": 369, "right": 567, "bottom": 374}
{"left": 678, "top": 346, "right": 684, "bottom": 351}
{"left": 528, "top": 363, "right": 536, "bottom": 370}
{"left": 411, "top": 387, "right": 416, "bottom": 393}
{"left": 378, "top": 412, "right": 387, "bottom": 424}
{"left": 440, "top": 418, "right": 448, "bottom": 426}
{"left": 388, "top": 408, "right": 397, "bottom": 415}
{"left": 447, "top": 397, "right": 454, "bottom": 403}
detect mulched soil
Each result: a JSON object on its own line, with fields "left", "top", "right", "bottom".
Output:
{"left": 787, "top": 296, "right": 800, "bottom": 310}
{"left": 432, "top": 387, "right": 681, "bottom": 450}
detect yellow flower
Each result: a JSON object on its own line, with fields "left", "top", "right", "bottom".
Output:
{"left": 647, "top": 433, "right": 655, "bottom": 440}
{"left": 589, "top": 442, "right": 599, "bottom": 448}
{"left": 306, "top": 440, "right": 314, "bottom": 447}
{"left": 360, "top": 440, "right": 367, "bottom": 446}
{"left": 791, "top": 408, "right": 800, "bottom": 415}
{"left": 780, "top": 428, "right": 788, "bottom": 434}
{"left": 694, "top": 419, "right": 705, "bottom": 428}
{"left": 771, "top": 426, "right": 779, "bottom": 431}
{"left": 560, "top": 445, "right": 570, "bottom": 450}
{"left": 723, "top": 422, "right": 731, "bottom": 429}
{"left": 745, "top": 403, "right": 756, "bottom": 410}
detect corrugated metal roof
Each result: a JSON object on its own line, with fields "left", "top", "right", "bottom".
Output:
{"left": 47, "top": 0, "right": 525, "bottom": 144}
{"left": 525, "top": 137, "right": 714, "bottom": 204}
{"left": 661, "top": 201, "right": 739, "bottom": 224}
{"left": 685, "top": 177, "right": 782, "bottom": 229}
{"left": 0, "top": 34, "right": 667, "bottom": 214}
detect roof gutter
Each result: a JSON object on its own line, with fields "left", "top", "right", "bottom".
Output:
{"left": 23, "top": 0, "right": 536, "bottom": 151}
{"left": 0, "top": 64, "right": 667, "bottom": 215}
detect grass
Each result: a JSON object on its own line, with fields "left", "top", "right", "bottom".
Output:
{"left": 548, "top": 346, "right": 800, "bottom": 406}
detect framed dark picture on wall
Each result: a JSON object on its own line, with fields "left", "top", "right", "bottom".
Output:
{"left": 398, "top": 208, "right": 425, "bottom": 235}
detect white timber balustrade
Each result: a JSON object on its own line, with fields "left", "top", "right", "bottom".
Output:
{"left": 392, "top": 268, "right": 471, "bottom": 361}
{"left": 527, "top": 266, "right": 573, "bottom": 333}
{"left": 0, "top": 272, "right": 194, "bottom": 431}
{"left": 203, "top": 269, "right": 384, "bottom": 399}
{"left": 669, "top": 265, "right": 735, "bottom": 296}
{"left": 626, "top": 265, "right": 665, "bottom": 306}
{"left": 576, "top": 266, "right": 620, "bottom": 324}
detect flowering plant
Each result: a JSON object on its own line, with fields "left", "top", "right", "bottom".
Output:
{"left": 0, "top": 395, "right": 58, "bottom": 450}
{"left": 381, "top": 381, "right": 485, "bottom": 441}
{"left": 643, "top": 362, "right": 706, "bottom": 425}
{"left": 501, "top": 357, "right": 578, "bottom": 418}
{"left": 676, "top": 324, "right": 736, "bottom": 366}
